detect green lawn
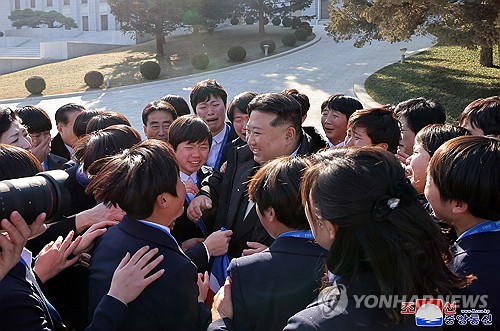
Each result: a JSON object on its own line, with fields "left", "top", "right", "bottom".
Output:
{"left": 365, "top": 44, "right": 499, "bottom": 123}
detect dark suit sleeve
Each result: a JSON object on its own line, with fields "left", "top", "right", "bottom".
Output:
{"left": 207, "top": 318, "right": 235, "bottom": 331}
{"left": 198, "top": 170, "right": 224, "bottom": 203}
{"left": 0, "top": 289, "right": 53, "bottom": 331}
{"left": 85, "top": 295, "right": 128, "bottom": 331}
{"left": 284, "top": 312, "right": 320, "bottom": 330}
{"left": 185, "top": 243, "right": 209, "bottom": 271}
{"left": 228, "top": 260, "right": 253, "bottom": 331}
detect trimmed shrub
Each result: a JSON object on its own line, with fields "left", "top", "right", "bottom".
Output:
{"left": 260, "top": 17, "right": 269, "bottom": 25}
{"left": 25, "top": 76, "right": 46, "bottom": 95}
{"left": 295, "top": 28, "right": 308, "bottom": 41}
{"left": 260, "top": 39, "right": 276, "bottom": 54}
{"left": 282, "top": 17, "right": 291, "bottom": 27}
{"left": 291, "top": 17, "right": 301, "bottom": 29}
{"left": 227, "top": 46, "right": 246, "bottom": 62}
{"left": 140, "top": 61, "right": 161, "bottom": 80}
{"left": 84, "top": 70, "right": 104, "bottom": 88}
{"left": 191, "top": 53, "right": 209, "bottom": 70}
{"left": 300, "top": 22, "right": 313, "bottom": 35}
{"left": 245, "top": 16, "right": 255, "bottom": 25}
{"left": 282, "top": 33, "right": 297, "bottom": 47}
{"left": 272, "top": 17, "right": 281, "bottom": 26}
{"left": 230, "top": 17, "right": 239, "bottom": 25}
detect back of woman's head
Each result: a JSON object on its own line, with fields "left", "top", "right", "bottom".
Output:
{"left": 74, "top": 125, "right": 142, "bottom": 173}
{"left": 73, "top": 109, "right": 102, "bottom": 138}
{"left": 85, "top": 111, "right": 131, "bottom": 134}
{"left": 0, "top": 107, "right": 19, "bottom": 138}
{"left": 0, "top": 144, "right": 41, "bottom": 180}
{"left": 302, "top": 147, "right": 465, "bottom": 321}
{"left": 87, "top": 139, "right": 179, "bottom": 220}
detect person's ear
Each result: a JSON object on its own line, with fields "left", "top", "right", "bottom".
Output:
{"left": 143, "top": 125, "right": 148, "bottom": 137}
{"left": 57, "top": 123, "right": 63, "bottom": 134}
{"left": 263, "top": 207, "right": 276, "bottom": 223}
{"left": 374, "top": 142, "right": 388, "bottom": 151}
{"left": 156, "top": 193, "right": 168, "bottom": 208}
{"left": 323, "top": 221, "right": 338, "bottom": 241}
{"left": 285, "top": 126, "right": 296, "bottom": 142}
{"left": 452, "top": 200, "right": 469, "bottom": 215}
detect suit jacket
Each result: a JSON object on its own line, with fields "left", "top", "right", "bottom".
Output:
{"left": 89, "top": 216, "right": 210, "bottom": 331}
{"left": 208, "top": 236, "right": 328, "bottom": 331}
{"left": 51, "top": 133, "right": 71, "bottom": 160}
{"left": 46, "top": 153, "right": 69, "bottom": 170}
{"left": 217, "top": 124, "right": 239, "bottom": 172}
{"left": 0, "top": 259, "right": 128, "bottom": 331}
{"left": 200, "top": 131, "right": 320, "bottom": 259}
{"left": 449, "top": 231, "right": 500, "bottom": 328}
{"left": 64, "top": 164, "right": 97, "bottom": 215}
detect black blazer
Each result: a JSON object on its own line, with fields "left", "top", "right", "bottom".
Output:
{"left": 200, "top": 131, "right": 320, "bottom": 259}
{"left": 208, "top": 236, "right": 327, "bottom": 331}
{"left": 64, "top": 164, "right": 97, "bottom": 215}
{"left": 89, "top": 216, "right": 210, "bottom": 331}
{"left": 46, "top": 153, "right": 69, "bottom": 170}
{"left": 51, "top": 133, "right": 71, "bottom": 160}
{"left": 216, "top": 124, "right": 239, "bottom": 172}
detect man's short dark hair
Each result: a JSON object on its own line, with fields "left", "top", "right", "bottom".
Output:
{"left": 55, "top": 103, "right": 86, "bottom": 124}
{"left": 394, "top": 97, "right": 446, "bottom": 134}
{"left": 161, "top": 94, "right": 191, "bottom": 117}
{"left": 15, "top": 105, "right": 52, "bottom": 133}
{"left": 86, "top": 111, "right": 131, "bottom": 134}
{"left": 142, "top": 100, "right": 179, "bottom": 125}
{"left": 326, "top": 94, "right": 363, "bottom": 118}
{"left": 247, "top": 93, "right": 302, "bottom": 135}
{"left": 227, "top": 91, "right": 258, "bottom": 122}
{"left": 281, "top": 89, "right": 310, "bottom": 118}
{"left": 415, "top": 124, "right": 470, "bottom": 157}
{"left": 189, "top": 79, "right": 228, "bottom": 112}
{"left": 429, "top": 135, "right": 500, "bottom": 220}
{"left": 87, "top": 139, "right": 180, "bottom": 220}
{"left": 348, "top": 107, "right": 400, "bottom": 153}
{"left": 0, "top": 107, "right": 21, "bottom": 139}
{"left": 248, "top": 156, "right": 310, "bottom": 230}
{"left": 459, "top": 96, "right": 500, "bottom": 136}
{"left": 168, "top": 115, "right": 212, "bottom": 151}
{"left": 73, "top": 109, "right": 101, "bottom": 138}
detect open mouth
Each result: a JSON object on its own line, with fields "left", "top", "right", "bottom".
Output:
{"left": 206, "top": 118, "right": 219, "bottom": 124}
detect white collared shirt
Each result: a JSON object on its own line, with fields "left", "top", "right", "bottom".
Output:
{"left": 180, "top": 171, "right": 198, "bottom": 201}
{"left": 328, "top": 140, "right": 345, "bottom": 148}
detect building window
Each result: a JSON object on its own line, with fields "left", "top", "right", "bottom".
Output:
{"left": 64, "top": 0, "right": 70, "bottom": 4}
{"left": 31, "top": 0, "right": 36, "bottom": 8}
{"left": 47, "top": 0, "right": 53, "bottom": 6}
{"left": 15, "top": 0, "right": 21, "bottom": 9}
{"left": 82, "top": 16, "right": 89, "bottom": 31}
{"left": 100, "top": 15, "right": 108, "bottom": 30}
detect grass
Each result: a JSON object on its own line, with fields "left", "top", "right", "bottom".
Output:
{"left": 365, "top": 44, "right": 499, "bottom": 122}
{"left": 0, "top": 25, "right": 314, "bottom": 100}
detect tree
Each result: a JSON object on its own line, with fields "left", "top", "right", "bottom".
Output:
{"left": 9, "top": 9, "right": 77, "bottom": 29}
{"left": 107, "top": 0, "right": 186, "bottom": 58}
{"left": 181, "top": 0, "right": 237, "bottom": 33}
{"left": 240, "top": 0, "right": 314, "bottom": 35}
{"left": 327, "top": 0, "right": 500, "bottom": 67}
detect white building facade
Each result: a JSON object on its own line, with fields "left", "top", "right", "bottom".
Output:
{"left": 0, "top": 0, "right": 117, "bottom": 33}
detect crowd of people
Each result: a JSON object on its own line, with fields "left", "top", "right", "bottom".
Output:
{"left": 0, "top": 79, "right": 499, "bottom": 330}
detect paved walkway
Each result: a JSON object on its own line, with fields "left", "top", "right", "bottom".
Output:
{"left": 1, "top": 26, "right": 434, "bottom": 134}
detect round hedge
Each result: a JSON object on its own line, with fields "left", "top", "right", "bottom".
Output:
{"left": 272, "top": 17, "right": 281, "bottom": 26}
{"left": 300, "top": 22, "right": 313, "bottom": 35}
{"left": 230, "top": 17, "right": 239, "bottom": 25}
{"left": 259, "top": 39, "right": 276, "bottom": 54}
{"left": 260, "top": 17, "right": 269, "bottom": 25}
{"left": 245, "top": 16, "right": 255, "bottom": 25}
{"left": 227, "top": 46, "right": 246, "bottom": 62}
{"left": 191, "top": 53, "right": 209, "bottom": 70}
{"left": 295, "top": 28, "right": 308, "bottom": 41}
{"left": 281, "top": 17, "right": 291, "bottom": 27}
{"left": 140, "top": 61, "right": 161, "bottom": 80}
{"left": 25, "top": 76, "right": 46, "bottom": 95}
{"left": 84, "top": 70, "right": 104, "bottom": 88}
{"left": 291, "top": 17, "right": 301, "bottom": 29}
{"left": 282, "top": 33, "right": 297, "bottom": 47}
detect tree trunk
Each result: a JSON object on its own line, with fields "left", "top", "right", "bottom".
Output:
{"left": 258, "top": 0, "right": 265, "bottom": 35}
{"left": 156, "top": 33, "right": 165, "bottom": 58}
{"left": 479, "top": 45, "right": 493, "bottom": 67}
{"left": 497, "top": 43, "right": 499, "bottom": 67}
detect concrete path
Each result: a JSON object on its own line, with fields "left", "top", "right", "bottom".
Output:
{"left": 1, "top": 25, "right": 434, "bottom": 135}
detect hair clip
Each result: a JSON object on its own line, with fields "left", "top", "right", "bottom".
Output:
{"left": 387, "top": 198, "right": 400, "bottom": 210}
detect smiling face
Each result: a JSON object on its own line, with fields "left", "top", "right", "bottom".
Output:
{"left": 195, "top": 95, "right": 226, "bottom": 136}
{"left": 321, "top": 108, "right": 348, "bottom": 146}
{"left": 405, "top": 143, "right": 430, "bottom": 194}
{"left": 344, "top": 125, "right": 373, "bottom": 148}
{"left": 232, "top": 108, "right": 249, "bottom": 142}
{"left": 144, "top": 110, "right": 175, "bottom": 143}
{"left": 174, "top": 139, "right": 210, "bottom": 175}
{"left": 246, "top": 111, "right": 295, "bottom": 165}
{"left": 0, "top": 121, "right": 32, "bottom": 151}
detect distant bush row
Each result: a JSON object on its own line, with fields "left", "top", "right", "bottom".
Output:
{"left": 24, "top": 26, "right": 313, "bottom": 94}
{"left": 230, "top": 16, "right": 311, "bottom": 29}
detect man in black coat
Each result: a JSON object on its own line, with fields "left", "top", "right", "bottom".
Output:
{"left": 51, "top": 103, "right": 85, "bottom": 160}
{"left": 188, "top": 93, "right": 325, "bottom": 259}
